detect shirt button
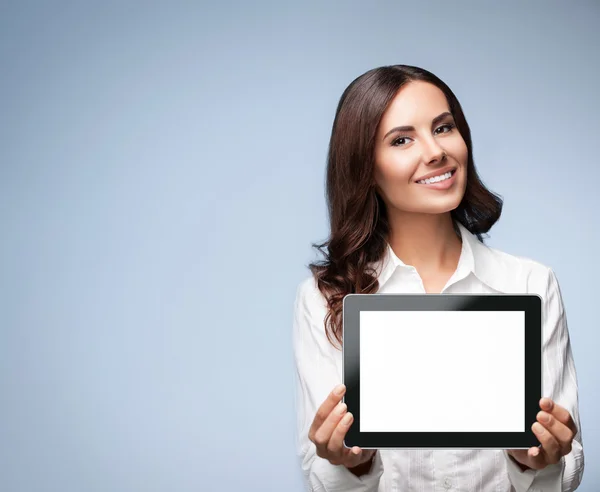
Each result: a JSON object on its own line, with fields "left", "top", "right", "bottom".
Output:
{"left": 443, "top": 478, "right": 452, "bottom": 489}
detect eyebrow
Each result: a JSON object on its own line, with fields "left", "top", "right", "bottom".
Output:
{"left": 382, "top": 111, "right": 454, "bottom": 140}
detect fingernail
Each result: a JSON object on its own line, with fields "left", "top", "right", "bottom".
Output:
{"left": 540, "top": 412, "right": 550, "bottom": 423}
{"left": 337, "top": 402, "right": 347, "bottom": 414}
{"left": 532, "top": 447, "right": 540, "bottom": 456}
{"left": 334, "top": 384, "right": 345, "bottom": 396}
{"left": 533, "top": 422, "right": 545, "bottom": 434}
{"left": 342, "top": 412, "right": 352, "bottom": 425}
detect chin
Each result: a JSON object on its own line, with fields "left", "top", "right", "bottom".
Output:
{"left": 409, "top": 192, "right": 464, "bottom": 215}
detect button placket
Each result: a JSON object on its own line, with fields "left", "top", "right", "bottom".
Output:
{"left": 432, "top": 450, "right": 454, "bottom": 491}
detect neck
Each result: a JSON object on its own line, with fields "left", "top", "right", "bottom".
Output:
{"left": 386, "top": 211, "right": 462, "bottom": 276}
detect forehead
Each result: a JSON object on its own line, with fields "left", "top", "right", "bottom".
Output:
{"left": 379, "top": 81, "right": 449, "bottom": 130}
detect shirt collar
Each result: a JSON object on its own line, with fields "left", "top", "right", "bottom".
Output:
{"left": 374, "top": 221, "right": 505, "bottom": 292}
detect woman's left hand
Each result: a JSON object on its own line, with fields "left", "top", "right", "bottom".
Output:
{"left": 507, "top": 398, "right": 577, "bottom": 471}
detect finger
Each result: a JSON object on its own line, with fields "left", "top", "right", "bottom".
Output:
{"left": 537, "top": 411, "right": 574, "bottom": 456}
{"left": 532, "top": 422, "right": 562, "bottom": 464}
{"left": 313, "top": 402, "right": 347, "bottom": 455}
{"left": 540, "top": 398, "right": 577, "bottom": 435}
{"left": 309, "top": 384, "right": 346, "bottom": 441}
{"left": 326, "top": 411, "right": 353, "bottom": 461}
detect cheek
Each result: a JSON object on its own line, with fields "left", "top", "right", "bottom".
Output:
{"left": 449, "top": 137, "right": 468, "bottom": 163}
{"left": 375, "top": 153, "right": 416, "bottom": 185}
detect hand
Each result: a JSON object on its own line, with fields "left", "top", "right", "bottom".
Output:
{"left": 507, "top": 397, "right": 577, "bottom": 471}
{"left": 308, "top": 384, "right": 376, "bottom": 471}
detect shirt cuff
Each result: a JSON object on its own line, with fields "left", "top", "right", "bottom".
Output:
{"left": 503, "top": 450, "right": 564, "bottom": 492}
{"left": 310, "top": 451, "right": 384, "bottom": 492}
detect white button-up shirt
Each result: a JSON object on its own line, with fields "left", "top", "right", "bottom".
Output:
{"left": 292, "top": 222, "right": 584, "bottom": 491}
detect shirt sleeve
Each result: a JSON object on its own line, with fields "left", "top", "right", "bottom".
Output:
{"left": 504, "top": 267, "right": 584, "bottom": 491}
{"left": 292, "top": 277, "right": 384, "bottom": 492}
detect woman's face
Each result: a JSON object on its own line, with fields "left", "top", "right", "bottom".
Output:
{"left": 373, "top": 80, "right": 468, "bottom": 215}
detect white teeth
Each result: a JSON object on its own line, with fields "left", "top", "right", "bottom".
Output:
{"left": 417, "top": 171, "right": 453, "bottom": 184}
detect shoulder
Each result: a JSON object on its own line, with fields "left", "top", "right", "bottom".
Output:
{"left": 478, "top": 243, "right": 557, "bottom": 297}
{"left": 487, "top": 244, "right": 552, "bottom": 277}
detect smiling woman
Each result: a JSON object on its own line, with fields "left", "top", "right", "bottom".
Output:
{"left": 292, "top": 65, "right": 584, "bottom": 492}
{"left": 311, "top": 66, "right": 502, "bottom": 341}
{"left": 373, "top": 82, "right": 469, "bottom": 216}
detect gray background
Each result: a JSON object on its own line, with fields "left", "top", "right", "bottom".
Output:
{"left": 1, "top": 1, "right": 598, "bottom": 490}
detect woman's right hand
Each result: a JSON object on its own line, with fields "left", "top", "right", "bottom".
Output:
{"left": 308, "top": 384, "right": 376, "bottom": 471}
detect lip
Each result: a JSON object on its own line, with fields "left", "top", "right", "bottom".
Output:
{"left": 415, "top": 169, "right": 457, "bottom": 190}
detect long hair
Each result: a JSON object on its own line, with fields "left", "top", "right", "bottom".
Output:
{"left": 308, "top": 64, "right": 503, "bottom": 349}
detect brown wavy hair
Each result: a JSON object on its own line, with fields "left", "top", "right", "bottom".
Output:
{"left": 308, "top": 64, "right": 503, "bottom": 349}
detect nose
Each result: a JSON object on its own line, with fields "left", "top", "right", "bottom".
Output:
{"left": 421, "top": 138, "right": 446, "bottom": 165}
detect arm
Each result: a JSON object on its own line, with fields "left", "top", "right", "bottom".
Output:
{"left": 504, "top": 268, "right": 584, "bottom": 491}
{"left": 292, "top": 278, "right": 384, "bottom": 492}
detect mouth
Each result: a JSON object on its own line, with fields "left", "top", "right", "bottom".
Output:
{"left": 415, "top": 169, "right": 457, "bottom": 189}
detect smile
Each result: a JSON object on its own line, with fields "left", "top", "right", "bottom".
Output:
{"left": 416, "top": 169, "right": 456, "bottom": 185}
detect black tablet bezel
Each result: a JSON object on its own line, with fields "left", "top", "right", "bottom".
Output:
{"left": 342, "top": 294, "right": 542, "bottom": 449}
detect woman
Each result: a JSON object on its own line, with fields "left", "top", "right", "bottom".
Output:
{"left": 292, "top": 65, "right": 584, "bottom": 491}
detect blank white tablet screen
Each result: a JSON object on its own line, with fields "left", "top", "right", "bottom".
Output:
{"left": 359, "top": 311, "right": 525, "bottom": 432}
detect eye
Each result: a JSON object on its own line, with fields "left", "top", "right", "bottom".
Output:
{"left": 435, "top": 123, "right": 455, "bottom": 134}
{"left": 391, "top": 136, "right": 412, "bottom": 147}
{"left": 391, "top": 123, "right": 456, "bottom": 147}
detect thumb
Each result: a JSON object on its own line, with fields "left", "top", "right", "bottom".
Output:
{"left": 508, "top": 447, "right": 544, "bottom": 470}
{"left": 345, "top": 447, "right": 375, "bottom": 468}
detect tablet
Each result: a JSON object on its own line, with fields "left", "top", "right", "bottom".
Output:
{"left": 342, "top": 293, "right": 542, "bottom": 449}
